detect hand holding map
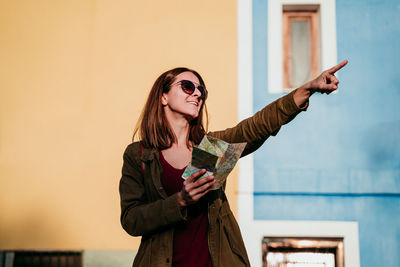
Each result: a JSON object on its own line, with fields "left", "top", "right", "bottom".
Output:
{"left": 182, "top": 135, "right": 246, "bottom": 189}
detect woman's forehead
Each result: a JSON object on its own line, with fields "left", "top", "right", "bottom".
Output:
{"left": 174, "top": 71, "right": 200, "bottom": 85}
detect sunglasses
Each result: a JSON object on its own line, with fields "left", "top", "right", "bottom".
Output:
{"left": 174, "top": 80, "right": 208, "bottom": 99}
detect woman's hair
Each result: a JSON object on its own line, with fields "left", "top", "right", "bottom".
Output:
{"left": 133, "top": 67, "right": 208, "bottom": 149}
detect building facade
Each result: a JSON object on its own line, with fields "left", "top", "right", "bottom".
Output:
{"left": 238, "top": 0, "right": 400, "bottom": 266}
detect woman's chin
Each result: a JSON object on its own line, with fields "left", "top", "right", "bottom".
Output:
{"left": 184, "top": 112, "right": 199, "bottom": 122}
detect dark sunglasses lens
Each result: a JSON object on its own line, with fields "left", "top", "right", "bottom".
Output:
{"left": 180, "top": 80, "right": 195, "bottom": 94}
{"left": 180, "top": 80, "right": 207, "bottom": 99}
{"left": 198, "top": 85, "right": 207, "bottom": 99}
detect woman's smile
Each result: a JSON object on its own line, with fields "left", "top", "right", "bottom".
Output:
{"left": 188, "top": 101, "right": 199, "bottom": 106}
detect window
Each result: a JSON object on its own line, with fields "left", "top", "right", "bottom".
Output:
{"left": 267, "top": 0, "right": 338, "bottom": 93}
{"left": 282, "top": 8, "right": 320, "bottom": 90}
{"left": 262, "top": 237, "right": 344, "bottom": 267}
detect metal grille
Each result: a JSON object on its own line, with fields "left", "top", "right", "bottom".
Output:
{"left": 0, "top": 251, "right": 82, "bottom": 267}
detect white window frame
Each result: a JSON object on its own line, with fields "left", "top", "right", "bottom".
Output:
{"left": 237, "top": 0, "right": 360, "bottom": 266}
{"left": 268, "top": 0, "right": 338, "bottom": 93}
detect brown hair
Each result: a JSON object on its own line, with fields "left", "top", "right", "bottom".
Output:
{"left": 133, "top": 67, "right": 208, "bottom": 149}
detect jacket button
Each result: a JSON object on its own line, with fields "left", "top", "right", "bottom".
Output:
{"left": 166, "top": 258, "right": 170, "bottom": 263}
{"left": 159, "top": 186, "right": 164, "bottom": 190}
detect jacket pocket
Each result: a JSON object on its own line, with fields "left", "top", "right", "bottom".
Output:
{"left": 220, "top": 208, "right": 249, "bottom": 266}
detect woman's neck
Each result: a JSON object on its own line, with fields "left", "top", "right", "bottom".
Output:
{"left": 165, "top": 112, "right": 191, "bottom": 148}
{"left": 161, "top": 110, "right": 193, "bottom": 168}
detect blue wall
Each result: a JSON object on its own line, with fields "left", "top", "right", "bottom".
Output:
{"left": 252, "top": 0, "right": 400, "bottom": 266}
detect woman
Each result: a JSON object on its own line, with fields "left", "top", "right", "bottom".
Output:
{"left": 119, "top": 60, "right": 348, "bottom": 267}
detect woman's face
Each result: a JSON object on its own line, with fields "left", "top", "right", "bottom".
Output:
{"left": 162, "top": 71, "right": 204, "bottom": 120}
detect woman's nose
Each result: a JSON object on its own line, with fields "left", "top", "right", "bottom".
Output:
{"left": 192, "top": 87, "right": 202, "bottom": 97}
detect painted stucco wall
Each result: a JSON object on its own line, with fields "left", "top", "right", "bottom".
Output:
{"left": 253, "top": 0, "right": 400, "bottom": 266}
{"left": 0, "top": 0, "right": 238, "bottom": 252}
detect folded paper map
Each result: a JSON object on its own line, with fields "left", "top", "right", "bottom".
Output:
{"left": 182, "top": 135, "right": 247, "bottom": 189}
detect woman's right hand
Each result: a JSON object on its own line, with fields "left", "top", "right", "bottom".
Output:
{"left": 177, "top": 169, "right": 216, "bottom": 207}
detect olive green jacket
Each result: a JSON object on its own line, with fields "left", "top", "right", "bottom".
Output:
{"left": 119, "top": 91, "right": 307, "bottom": 267}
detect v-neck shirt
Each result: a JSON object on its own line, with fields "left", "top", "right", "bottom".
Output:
{"left": 159, "top": 151, "right": 212, "bottom": 267}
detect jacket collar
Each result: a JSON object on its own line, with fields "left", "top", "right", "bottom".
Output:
{"left": 138, "top": 144, "right": 167, "bottom": 198}
{"left": 139, "top": 144, "right": 159, "bottom": 163}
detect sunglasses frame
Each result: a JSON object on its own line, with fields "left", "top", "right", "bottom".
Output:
{"left": 173, "top": 80, "right": 208, "bottom": 100}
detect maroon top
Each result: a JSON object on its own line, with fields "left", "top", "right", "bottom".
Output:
{"left": 159, "top": 151, "right": 212, "bottom": 267}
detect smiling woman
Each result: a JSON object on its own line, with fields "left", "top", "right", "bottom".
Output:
{"left": 162, "top": 72, "right": 206, "bottom": 127}
{"left": 132, "top": 68, "right": 208, "bottom": 151}
{"left": 119, "top": 62, "right": 347, "bottom": 267}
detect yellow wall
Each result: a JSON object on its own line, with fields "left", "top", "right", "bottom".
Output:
{"left": 0, "top": 1, "right": 238, "bottom": 250}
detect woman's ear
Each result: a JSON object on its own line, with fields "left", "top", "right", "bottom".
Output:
{"left": 161, "top": 93, "right": 168, "bottom": 106}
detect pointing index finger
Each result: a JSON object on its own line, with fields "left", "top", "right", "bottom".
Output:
{"left": 328, "top": 59, "right": 348, "bottom": 74}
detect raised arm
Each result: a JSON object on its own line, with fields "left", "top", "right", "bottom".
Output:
{"left": 209, "top": 60, "right": 348, "bottom": 157}
{"left": 209, "top": 89, "right": 306, "bottom": 157}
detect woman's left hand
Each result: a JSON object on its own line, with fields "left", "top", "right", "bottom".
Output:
{"left": 293, "top": 60, "right": 348, "bottom": 108}
{"left": 177, "top": 169, "right": 216, "bottom": 207}
{"left": 308, "top": 59, "right": 348, "bottom": 94}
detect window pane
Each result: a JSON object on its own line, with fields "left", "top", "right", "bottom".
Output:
{"left": 267, "top": 252, "right": 335, "bottom": 267}
{"left": 291, "top": 20, "right": 310, "bottom": 87}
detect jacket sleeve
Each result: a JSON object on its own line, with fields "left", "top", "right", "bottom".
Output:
{"left": 209, "top": 90, "right": 308, "bottom": 157}
{"left": 119, "top": 143, "right": 186, "bottom": 237}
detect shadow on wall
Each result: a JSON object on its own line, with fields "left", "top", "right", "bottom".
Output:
{"left": 360, "top": 121, "right": 400, "bottom": 168}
